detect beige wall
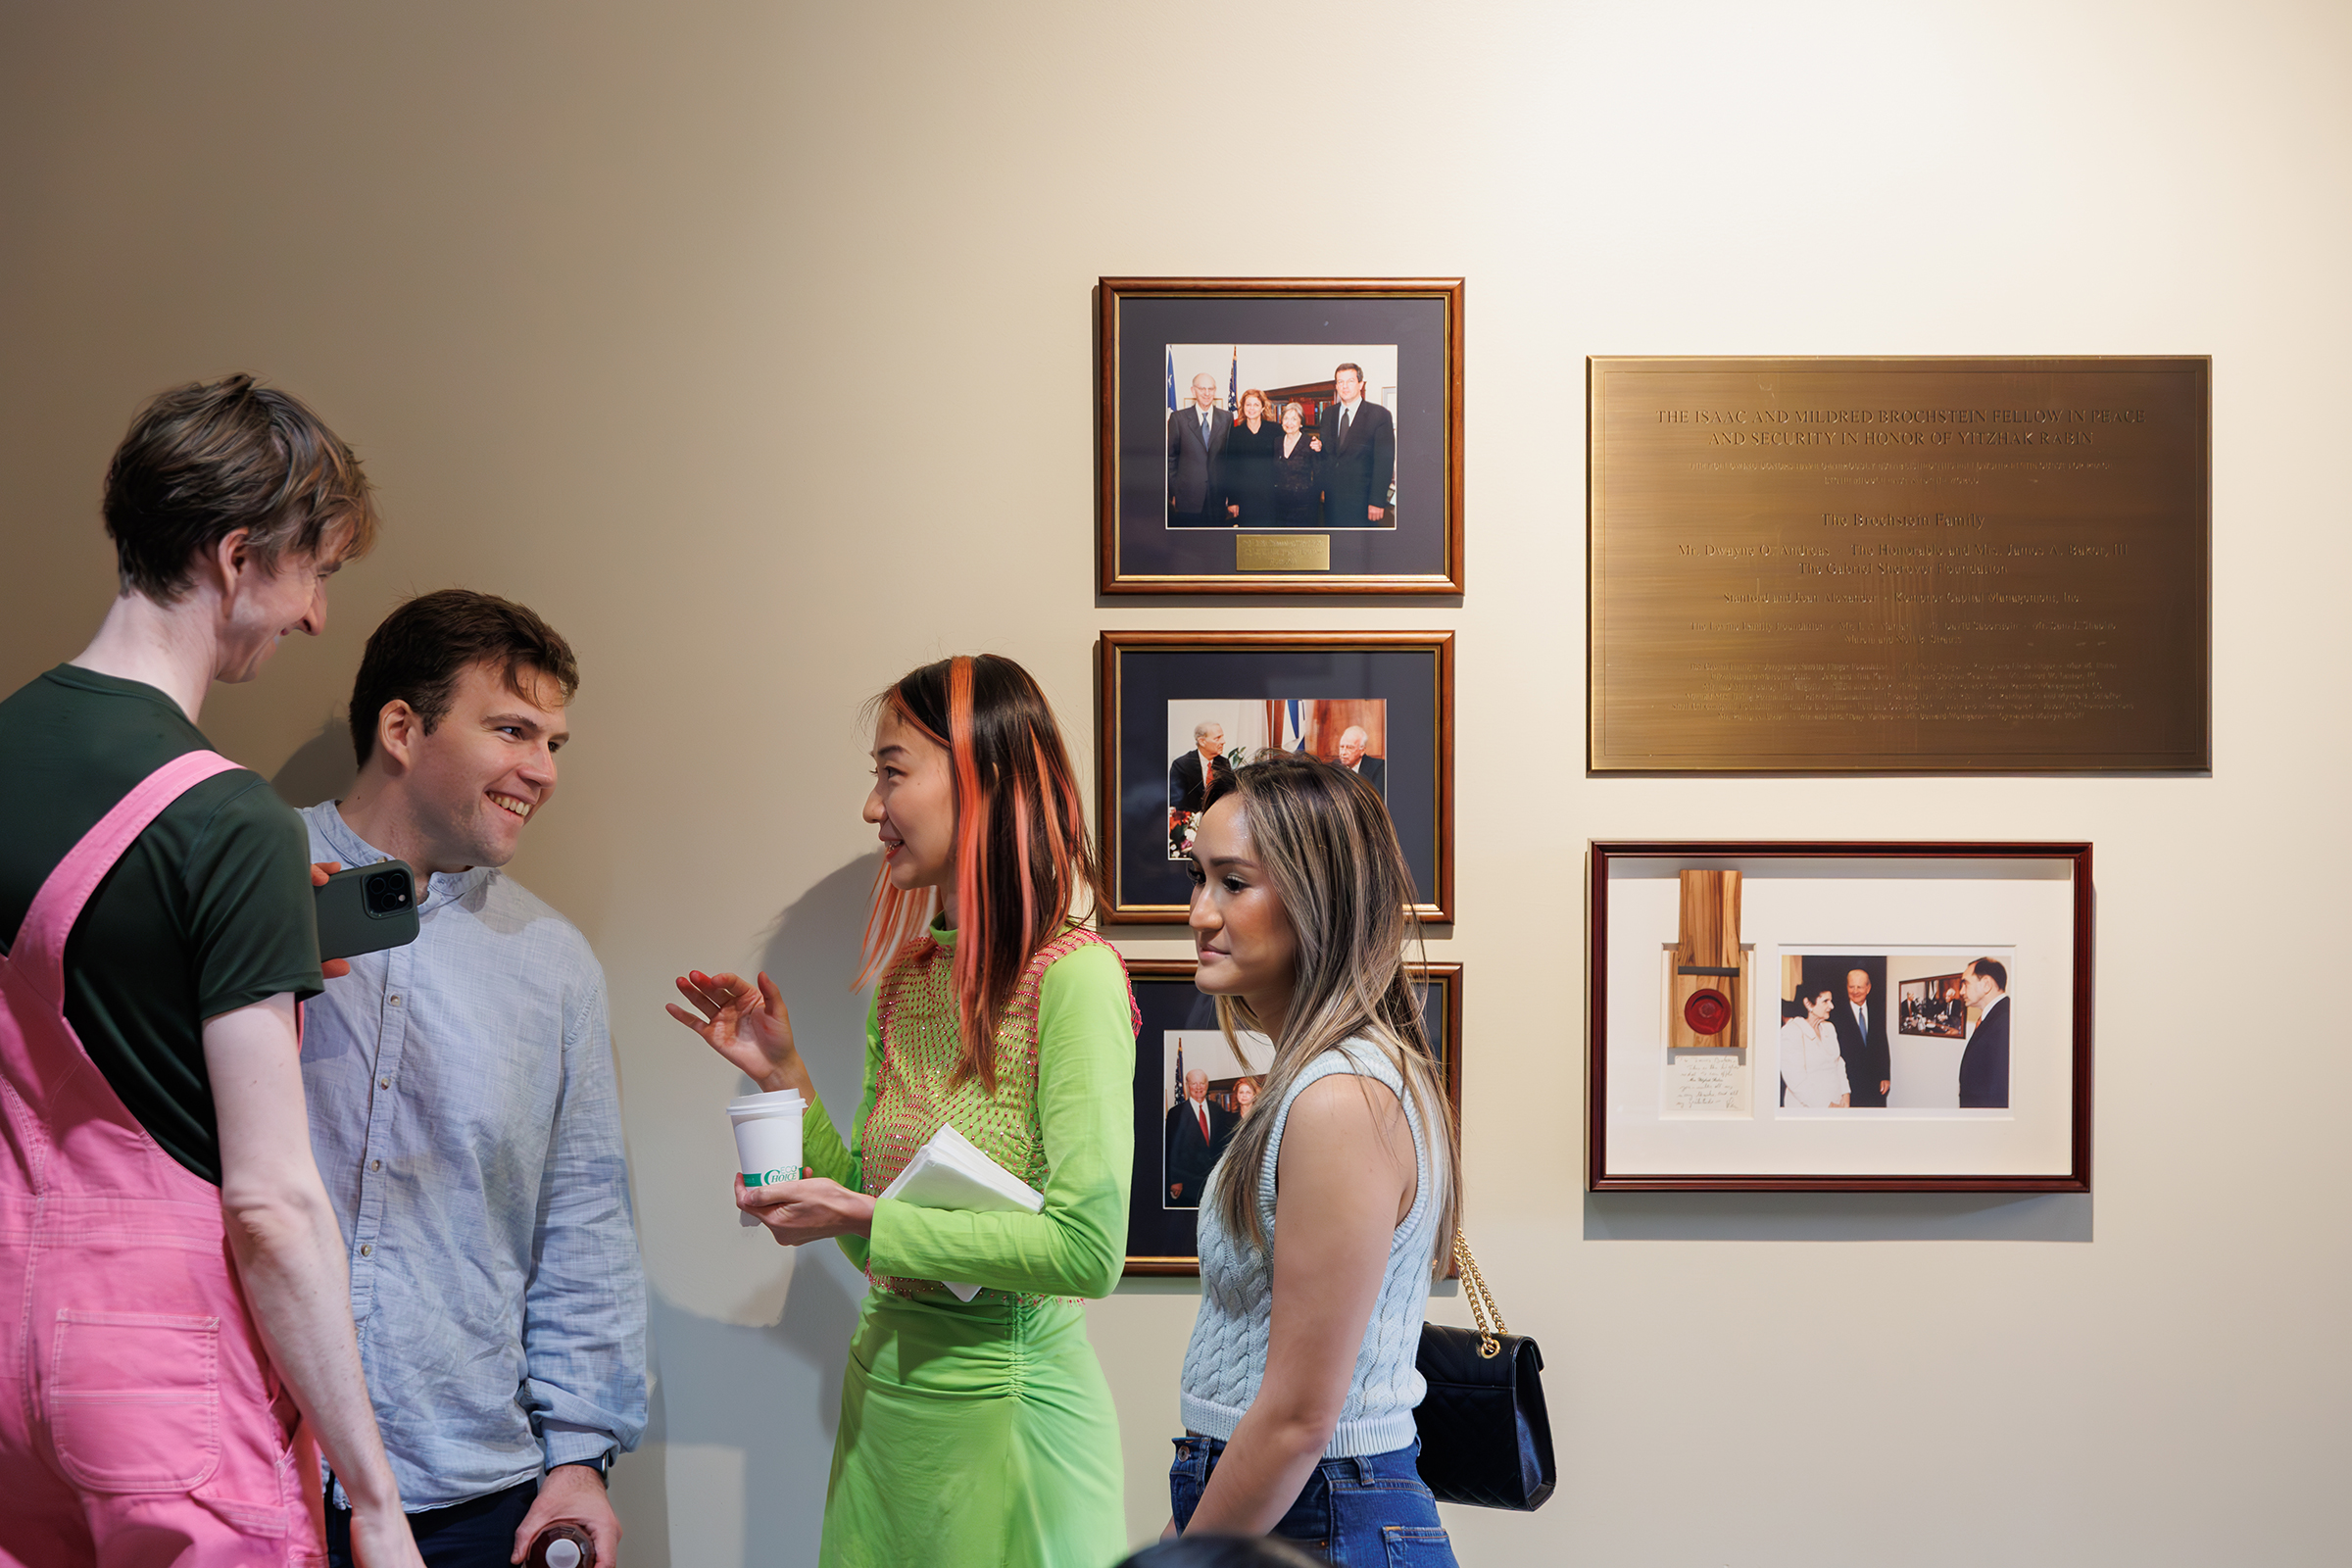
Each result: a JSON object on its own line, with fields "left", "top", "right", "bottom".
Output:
{"left": 4, "top": 3, "right": 2348, "bottom": 1563}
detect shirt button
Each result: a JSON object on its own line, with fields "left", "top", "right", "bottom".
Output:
{"left": 369, "top": 1159, "right": 381, "bottom": 1171}
{"left": 379, "top": 1077, "right": 391, "bottom": 1089}
{"left": 360, "top": 1244, "right": 372, "bottom": 1256}
{"left": 389, "top": 995, "right": 402, "bottom": 1006}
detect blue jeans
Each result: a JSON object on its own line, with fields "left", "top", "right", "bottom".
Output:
{"left": 1170, "top": 1434, "right": 1456, "bottom": 1566}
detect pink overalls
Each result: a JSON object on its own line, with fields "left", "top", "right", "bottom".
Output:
{"left": 0, "top": 752, "right": 326, "bottom": 1567}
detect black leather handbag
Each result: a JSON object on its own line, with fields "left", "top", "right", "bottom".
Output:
{"left": 1413, "top": 1234, "right": 1556, "bottom": 1510}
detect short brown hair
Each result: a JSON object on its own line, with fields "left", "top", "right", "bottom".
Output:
{"left": 103, "top": 374, "right": 378, "bottom": 603}
{"left": 1333, "top": 362, "right": 1364, "bottom": 383}
{"left": 348, "top": 590, "right": 580, "bottom": 767}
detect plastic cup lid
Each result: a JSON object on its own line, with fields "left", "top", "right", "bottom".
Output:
{"left": 728, "top": 1089, "right": 806, "bottom": 1110}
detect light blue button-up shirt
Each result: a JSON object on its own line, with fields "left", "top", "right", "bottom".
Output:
{"left": 300, "top": 803, "right": 647, "bottom": 1509}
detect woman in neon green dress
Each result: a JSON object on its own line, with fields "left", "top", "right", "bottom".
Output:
{"left": 668, "top": 654, "right": 1136, "bottom": 1568}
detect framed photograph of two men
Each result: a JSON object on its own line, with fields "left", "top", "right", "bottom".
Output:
{"left": 1588, "top": 356, "right": 2210, "bottom": 771}
{"left": 1588, "top": 841, "right": 2093, "bottom": 1193}
{"left": 1124, "top": 960, "right": 1463, "bottom": 1274}
{"left": 1098, "top": 630, "right": 1454, "bottom": 922}
{"left": 1096, "top": 277, "right": 1465, "bottom": 594}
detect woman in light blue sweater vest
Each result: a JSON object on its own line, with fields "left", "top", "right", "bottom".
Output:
{"left": 1164, "top": 755, "right": 1462, "bottom": 1565}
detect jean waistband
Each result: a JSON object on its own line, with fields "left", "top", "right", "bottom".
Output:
{"left": 1174, "top": 1432, "right": 1423, "bottom": 1484}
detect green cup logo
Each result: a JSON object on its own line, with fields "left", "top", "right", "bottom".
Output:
{"left": 741, "top": 1169, "right": 789, "bottom": 1187}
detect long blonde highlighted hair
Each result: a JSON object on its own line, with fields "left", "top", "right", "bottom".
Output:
{"left": 1201, "top": 755, "right": 1459, "bottom": 1271}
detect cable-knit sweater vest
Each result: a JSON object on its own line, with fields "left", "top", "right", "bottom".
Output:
{"left": 1178, "top": 1039, "right": 1437, "bottom": 1457}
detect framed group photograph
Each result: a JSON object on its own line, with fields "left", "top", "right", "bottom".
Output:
{"left": 1097, "top": 277, "right": 1465, "bottom": 595}
{"left": 1588, "top": 841, "right": 2092, "bottom": 1192}
{"left": 1098, "top": 630, "right": 1455, "bottom": 922}
{"left": 1123, "top": 960, "right": 1463, "bottom": 1275}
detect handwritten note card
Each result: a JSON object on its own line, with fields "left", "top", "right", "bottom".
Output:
{"left": 1665, "top": 1050, "right": 1750, "bottom": 1117}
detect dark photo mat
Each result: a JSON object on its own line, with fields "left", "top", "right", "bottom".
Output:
{"left": 1097, "top": 278, "right": 1464, "bottom": 595}
{"left": 1099, "top": 631, "right": 1454, "bottom": 922}
{"left": 1124, "top": 960, "right": 1463, "bottom": 1275}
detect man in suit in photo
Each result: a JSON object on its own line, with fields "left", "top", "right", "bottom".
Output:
{"left": 1164, "top": 1069, "right": 1236, "bottom": 1206}
{"left": 1167, "top": 372, "right": 1231, "bottom": 527}
{"left": 1957, "top": 957, "right": 2011, "bottom": 1108}
{"left": 1832, "top": 967, "right": 1891, "bottom": 1107}
{"left": 1169, "top": 720, "right": 1236, "bottom": 815}
{"left": 1320, "top": 363, "right": 1396, "bottom": 528}
{"left": 1334, "top": 724, "right": 1386, "bottom": 795}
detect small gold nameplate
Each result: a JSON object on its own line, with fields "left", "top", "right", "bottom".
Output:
{"left": 1236, "top": 534, "right": 1332, "bottom": 572}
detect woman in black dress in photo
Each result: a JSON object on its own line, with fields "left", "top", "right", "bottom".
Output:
{"left": 1220, "top": 389, "right": 1282, "bottom": 525}
{"left": 1272, "top": 400, "right": 1325, "bottom": 528}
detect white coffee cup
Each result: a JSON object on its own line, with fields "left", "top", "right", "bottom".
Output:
{"left": 729, "top": 1089, "right": 807, "bottom": 1191}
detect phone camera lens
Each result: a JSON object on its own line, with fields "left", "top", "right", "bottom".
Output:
{"left": 363, "top": 871, "right": 412, "bottom": 916}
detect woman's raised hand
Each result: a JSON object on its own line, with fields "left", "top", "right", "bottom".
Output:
{"left": 667, "top": 969, "right": 800, "bottom": 1093}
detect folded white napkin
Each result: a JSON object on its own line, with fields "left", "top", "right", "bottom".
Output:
{"left": 876, "top": 1122, "right": 1045, "bottom": 1301}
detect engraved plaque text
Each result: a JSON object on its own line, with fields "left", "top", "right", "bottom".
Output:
{"left": 1589, "top": 357, "right": 2209, "bottom": 771}
{"left": 1236, "top": 533, "right": 1333, "bottom": 572}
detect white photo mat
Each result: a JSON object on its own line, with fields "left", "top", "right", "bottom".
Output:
{"left": 1598, "top": 854, "right": 2081, "bottom": 1181}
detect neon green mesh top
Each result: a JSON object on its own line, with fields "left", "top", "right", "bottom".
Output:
{"left": 801, "top": 921, "right": 1139, "bottom": 1303}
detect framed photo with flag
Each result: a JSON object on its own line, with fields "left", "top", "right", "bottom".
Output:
{"left": 1123, "top": 959, "right": 1463, "bottom": 1274}
{"left": 1097, "top": 278, "right": 1465, "bottom": 594}
{"left": 1099, "top": 629, "right": 1455, "bottom": 922}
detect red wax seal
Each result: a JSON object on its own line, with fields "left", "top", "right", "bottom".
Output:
{"left": 1684, "top": 989, "right": 1731, "bottom": 1036}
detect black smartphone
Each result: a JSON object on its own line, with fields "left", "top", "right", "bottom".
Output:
{"left": 316, "top": 859, "right": 421, "bottom": 963}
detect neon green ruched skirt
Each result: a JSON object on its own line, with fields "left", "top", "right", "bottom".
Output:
{"left": 819, "top": 1290, "right": 1125, "bottom": 1568}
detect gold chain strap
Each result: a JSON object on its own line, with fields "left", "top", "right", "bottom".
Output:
{"left": 1451, "top": 1233, "right": 1509, "bottom": 1359}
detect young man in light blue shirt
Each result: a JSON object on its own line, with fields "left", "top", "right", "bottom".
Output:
{"left": 301, "top": 589, "right": 646, "bottom": 1568}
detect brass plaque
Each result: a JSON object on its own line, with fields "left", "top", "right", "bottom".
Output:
{"left": 1590, "top": 357, "right": 2209, "bottom": 771}
{"left": 1236, "top": 533, "right": 1332, "bottom": 572}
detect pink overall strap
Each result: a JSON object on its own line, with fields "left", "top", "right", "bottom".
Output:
{"left": 5, "top": 750, "right": 243, "bottom": 1004}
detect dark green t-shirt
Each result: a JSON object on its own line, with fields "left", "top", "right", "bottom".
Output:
{"left": 0, "top": 665, "right": 323, "bottom": 1185}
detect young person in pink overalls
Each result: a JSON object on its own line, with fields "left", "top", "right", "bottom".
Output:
{"left": 0, "top": 377, "right": 426, "bottom": 1568}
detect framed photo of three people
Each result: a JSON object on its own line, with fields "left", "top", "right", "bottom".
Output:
{"left": 1097, "top": 277, "right": 1466, "bottom": 594}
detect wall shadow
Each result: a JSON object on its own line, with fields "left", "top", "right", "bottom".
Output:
{"left": 641, "top": 1246, "right": 865, "bottom": 1567}
{"left": 752, "top": 856, "right": 881, "bottom": 1113}
{"left": 625, "top": 855, "right": 879, "bottom": 1564}
{"left": 604, "top": 1431, "right": 670, "bottom": 1566}
{"left": 1582, "top": 1190, "right": 2092, "bottom": 1243}
{"left": 270, "top": 717, "right": 358, "bottom": 809}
